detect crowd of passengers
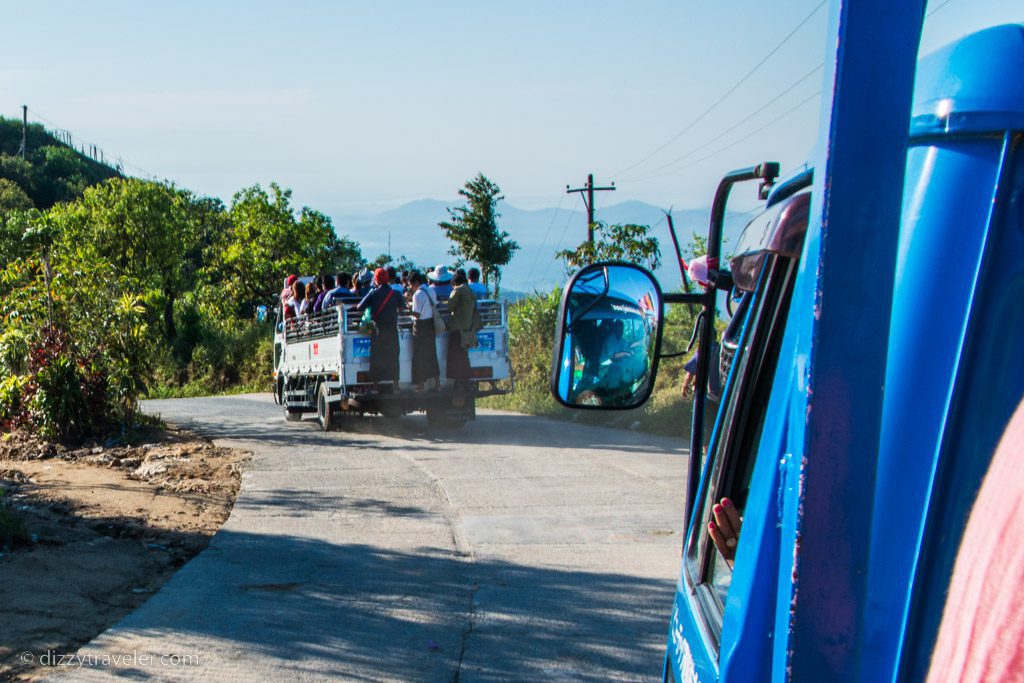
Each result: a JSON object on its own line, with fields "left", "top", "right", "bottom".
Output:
{"left": 279, "top": 264, "right": 488, "bottom": 323}
{"left": 279, "top": 264, "right": 488, "bottom": 393}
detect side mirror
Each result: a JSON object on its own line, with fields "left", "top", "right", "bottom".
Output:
{"left": 550, "top": 262, "right": 664, "bottom": 409}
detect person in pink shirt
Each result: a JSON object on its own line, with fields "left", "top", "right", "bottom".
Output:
{"left": 927, "top": 397, "right": 1024, "bottom": 682}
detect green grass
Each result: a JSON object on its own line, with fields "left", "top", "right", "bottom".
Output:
{"left": 143, "top": 378, "right": 270, "bottom": 400}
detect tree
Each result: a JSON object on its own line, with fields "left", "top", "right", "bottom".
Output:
{"left": 206, "top": 183, "right": 362, "bottom": 315}
{"left": 556, "top": 221, "right": 661, "bottom": 272}
{"left": 438, "top": 173, "right": 519, "bottom": 295}
{"left": 48, "top": 178, "right": 202, "bottom": 342}
{"left": 0, "top": 179, "right": 33, "bottom": 211}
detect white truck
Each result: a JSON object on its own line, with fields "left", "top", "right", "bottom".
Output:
{"left": 272, "top": 283, "right": 512, "bottom": 430}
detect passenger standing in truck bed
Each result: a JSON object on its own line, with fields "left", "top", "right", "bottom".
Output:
{"left": 446, "top": 269, "right": 477, "bottom": 381}
{"left": 356, "top": 268, "right": 403, "bottom": 390}
{"left": 407, "top": 271, "right": 441, "bottom": 392}
{"left": 468, "top": 267, "right": 487, "bottom": 298}
{"left": 323, "top": 273, "right": 358, "bottom": 308}
{"left": 428, "top": 265, "right": 454, "bottom": 301}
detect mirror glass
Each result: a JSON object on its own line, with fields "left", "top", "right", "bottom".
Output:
{"left": 553, "top": 264, "right": 662, "bottom": 408}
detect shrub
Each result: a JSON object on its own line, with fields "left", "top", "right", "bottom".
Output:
{"left": 0, "top": 328, "right": 29, "bottom": 376}
{"left": 0, "top": 374, "right": 29, "bottom": 428}
{"left": 481, "top": 288, "right": 563, "bottom": 416}
{"left": 20, "top": 326, "right": 112, "bottom": 442}
{"left": 148, "top": 301, "right": 274, "bottom": 398}
{"left": 30, "top": 352, "right": 86, "bottom": 441}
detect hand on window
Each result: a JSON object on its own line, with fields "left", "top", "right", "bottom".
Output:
{"left": 708, "top": 497, "right": 742, "bottom": 569}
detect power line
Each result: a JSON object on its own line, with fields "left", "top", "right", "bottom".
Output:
{"left": 621, "top": 0, "right": 953, "bottom": 185}
{"left": 620, "top": 63, "right": 823, "bottom": 181}
{"left": 926, "top": 0, "right": 956, "bottom": 18}
{"left": 612, "top": 0, "right": 827, "bottom": 178}
{"left": 624, "top": 90, "right": 821, "bottom": 184}
{"left": 23, "top": 106, "right": 162, "bottom": 180}
{"left": 542, "top": 194, "right": 582, "bottom": 283}
{"left": 525, "top": 193, "right": 566, "bottom": 283}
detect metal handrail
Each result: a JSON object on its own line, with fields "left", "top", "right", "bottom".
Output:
{"left": 283, "top": 299, "right": 506, "bottom": 344}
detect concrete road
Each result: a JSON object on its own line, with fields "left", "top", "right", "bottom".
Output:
{"left": 67, "top": 394, "right": 687, "bottom": 681}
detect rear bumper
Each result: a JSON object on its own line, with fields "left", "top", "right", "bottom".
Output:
{"left": 343, "top": 379, "right": 510, "bottom": 408}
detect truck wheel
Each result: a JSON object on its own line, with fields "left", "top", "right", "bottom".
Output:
{"left": 285, "top": 407, "right": 303, "bottom": 422}
{"left": 317, "top": 385, "right": 333, "bottom": 432}
{"left": 426, "top": 405, "right": 466, "bottom": 431}
{"left": 380, "top": 403, "right": 404, "bottom": 420}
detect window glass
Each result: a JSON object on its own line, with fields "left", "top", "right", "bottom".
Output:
{"left": 684, "top": 253, "right": 798, "bottom": 640}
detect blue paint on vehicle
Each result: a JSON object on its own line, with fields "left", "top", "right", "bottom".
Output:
{"left": 352, "top": 337, "right": 372, "bottom": 359}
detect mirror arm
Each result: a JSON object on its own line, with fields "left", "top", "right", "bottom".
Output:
{"left": 685, "top": 309, "right": 705, "bottom": 354}
{"left": 664, "top": 292, "right": 705, "bottom": 305}
{"left": 710, "top": 268, "right": 733, "bottom": 291}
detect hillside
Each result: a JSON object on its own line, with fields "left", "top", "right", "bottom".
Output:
{"left": 0, "top": 117, "right": 120, "bottom": 210}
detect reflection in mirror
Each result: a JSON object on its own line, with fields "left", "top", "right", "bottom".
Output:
{"left": 554, "top": 264, "right": 662, "bottom": 409}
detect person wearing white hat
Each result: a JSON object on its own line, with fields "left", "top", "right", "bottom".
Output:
{"left": 427, "top": 265, "right": 454, "bottom": 301}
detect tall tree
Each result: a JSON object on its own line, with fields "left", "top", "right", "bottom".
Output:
{"left": 438, "top": 173, "right": 519, "bottom": 295}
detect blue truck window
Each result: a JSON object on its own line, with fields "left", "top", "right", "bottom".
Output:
{"left": 685, "top": 249, "right": 801, "bottom": 645}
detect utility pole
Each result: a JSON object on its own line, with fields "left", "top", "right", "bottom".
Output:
{"left": 566, "top": 173, "right": 615, "bottom": 243}
{"left": 19, "top": 105, "right": 27, "bottom": 159}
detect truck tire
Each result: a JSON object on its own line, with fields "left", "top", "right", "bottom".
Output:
{"left": 285, "top": 407, "right": 303, "bottom": 422}
{"left": 426, "top": 404, "right": 466, "bottom": 431}
{"left": 380, "top": 403, "right": 404, "bottom": 420}
{"left": 317, "top": 385, "right": 333, "bottom": 432}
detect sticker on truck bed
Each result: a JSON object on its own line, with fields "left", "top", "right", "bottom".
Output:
{"left": 352, "top": 337, "right": 372, "bottom": 358}
{"left": 474, "top": 331, "right": 495, "bottom": 352}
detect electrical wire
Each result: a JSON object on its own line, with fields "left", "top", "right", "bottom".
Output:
{"left": 542, "top": 194, "right": 582, "bottom": 283}
{"left": 612, "top": 0, "right": 827, "bottom": 178}
{"left": 620, "top": 63, "right": 823, "bottom": 181}
{"left": 625, "top": 90, "right": 820, "bottom": 184}
{"left": 926, "top": 0, "right": 956, "bottom": 18}
{"left": 25, "top": 107, "right": 161, "bottom": 180}
{"left": 525, "top": 193, "right": 566, "bottom": 283}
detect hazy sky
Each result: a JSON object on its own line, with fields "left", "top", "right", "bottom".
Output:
{"left": 1, "top": 1, "right": 1019, "bottom": 215}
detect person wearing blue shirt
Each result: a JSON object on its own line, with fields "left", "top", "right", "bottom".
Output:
{"left": 467, "top": 267, "right": 488, "bottom": 298}
{"left": 323, "top": 273, "right": 359, "bottom": 308}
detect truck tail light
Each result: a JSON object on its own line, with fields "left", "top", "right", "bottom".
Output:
{"left": 471, "top": 366, "right": 493, "bottom": 378}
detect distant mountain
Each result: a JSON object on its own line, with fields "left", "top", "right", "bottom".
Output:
{"left": 331, "top": 199, "right": 755, "bottom": 293}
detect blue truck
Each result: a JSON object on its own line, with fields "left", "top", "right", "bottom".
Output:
{"left": 551, "top": 7, "right": 1024, "bottom": 682}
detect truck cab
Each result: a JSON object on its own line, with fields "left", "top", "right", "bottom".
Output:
{"left": 551, "top": 22, "right": 1024, "bottom": 682}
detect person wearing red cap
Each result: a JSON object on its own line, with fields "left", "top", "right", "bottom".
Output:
{"left": 281, "top": 274, "right": 298, "bottom": 309}
{"left": 355, "top": 268, "right": 404, "bottom": 389}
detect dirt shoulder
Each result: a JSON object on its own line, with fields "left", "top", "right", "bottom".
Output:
{"left": 0, "top": 426, "right": 249, "bottom": 681}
